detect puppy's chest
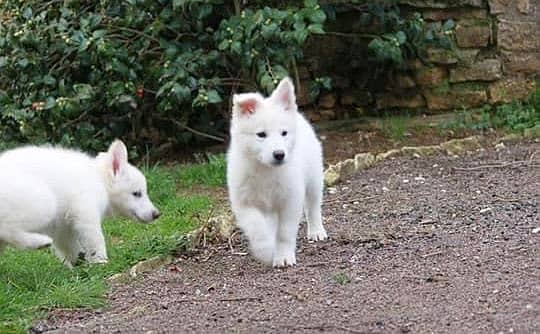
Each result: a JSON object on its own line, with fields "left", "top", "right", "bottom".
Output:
{"left": 238, "top": 173, "right": 290, "bottom": 210}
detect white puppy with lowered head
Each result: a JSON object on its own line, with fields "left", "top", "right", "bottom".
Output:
{"left": 227, "top": 77, "right": 328, "bottom": 267}
{"left": 0, "top": 140, "right": 160, "bottom": 266}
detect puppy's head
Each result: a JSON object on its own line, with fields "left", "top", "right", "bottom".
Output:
{"left": 99, "top": 140, "right": 160, "bottom": 223}
{"left": 230, "top": 77, "right": 298, "bottom": 167}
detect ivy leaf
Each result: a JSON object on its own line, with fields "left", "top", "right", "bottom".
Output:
{"left": 44, "top": 97, "right": 56, "bottom": 110}
{"left": 310, "top": 10, "right": 326, "bottom": 24}
{"left": 217, "top": 39, "right": 229, "bottom": 50}
{"left": 43, "top": 75, "right": 56, "bottom": 86}
{"left": 294, "top": 29, "right": 309, "bottom": 43}
{"left": 73, "top": 84, "right": 94, "bottom": 100}
{"left": 22, "top": 7, "right": 33, "bottom": 19}
{"left": 207, "top": 90, "right": 222, "bottom": 104}
{"left": 396, "top": 31, "right": 406, "bottom": 44}
{"left": 442, "top": 19, "right": 455, "bottom": 31}
{"left": 307, "top": 23, "right": 325, "bottom": 34}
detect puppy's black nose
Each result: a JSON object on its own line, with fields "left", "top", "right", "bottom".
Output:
{"left": 273, "top": 150, "right": 285, "bottom": 161}
{"left": 152, "top": 210, "right": 161, "bottom": 220}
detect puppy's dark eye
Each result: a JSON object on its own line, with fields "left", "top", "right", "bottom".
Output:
{"left": 256, "top": 131, "right": 267, "bottom": 138}
{"left": 132, "top": 191, "right": 142, "bottom": 198}
{"left": 281, "top": 131, "right": 288, "bottom": 136}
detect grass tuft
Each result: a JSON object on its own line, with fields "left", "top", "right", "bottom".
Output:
{"left": 176, "top": 153, "right": 226, "bottom": 187}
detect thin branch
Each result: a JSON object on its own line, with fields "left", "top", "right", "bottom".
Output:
{"left": 453, "top": 159, "right": 539, "bottom": 171}
{"left": 156, "top": 117, "right": 225, "bottom": 143}
{"left": 177, "top": 296, "right": 261, "bottom": 303}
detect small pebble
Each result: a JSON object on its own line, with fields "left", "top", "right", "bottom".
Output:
{"left": 403, "top": 179, "right": 410, "bottom": 183}
{"left": 532, "top": 227, "right": 540, "bottom": 234}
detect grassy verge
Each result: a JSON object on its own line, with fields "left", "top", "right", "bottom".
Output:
{"left": 0, "top": 156, "right": 226, "bottom": 333}
{"left": 441, "top": 84, "right": 539, "bottom": 132}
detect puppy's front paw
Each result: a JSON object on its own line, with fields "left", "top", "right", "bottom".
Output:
{"left": 85, "top": 252, "right": 109, "bottom": 265}
{"left": 308, "top": 228, "right": 328, "bottom": 241}
{"left": 272, "top": 252, "right": 296, "bottom": 268}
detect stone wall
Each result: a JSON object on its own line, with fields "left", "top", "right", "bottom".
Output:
{"left": 299, "top": 0, "right": 539, "bottom": 121}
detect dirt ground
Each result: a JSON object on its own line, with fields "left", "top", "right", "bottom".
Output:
{"left": 34, "top": 140, "right": 539, "bottom": 334}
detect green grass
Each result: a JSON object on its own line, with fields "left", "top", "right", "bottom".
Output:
{"left": 440, "top": 83, "right": 540, "bottom": 132}
{"left": 0, "top": 159, "right": 226, "bottom": 333}
{"left": 379, "top": 114, "right": 411, "bottom": 140}
{"left": 332, "top": 272, "right": 351, "bottom": 285}
{"left": 176, "top": 153, "right": 226, "bottom": 187}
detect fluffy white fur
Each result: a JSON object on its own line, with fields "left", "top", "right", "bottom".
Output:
{"left": 227, "top": 77, "right": 328, "bottom": 267}
{"left": 0, "top": 140, "right": 160, "bottom": 266}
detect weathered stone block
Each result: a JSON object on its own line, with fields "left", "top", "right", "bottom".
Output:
{"left": 425, "top": 88, "right": 488, "bottom": 110}
{"left": 422, "top": 8, "right": 487, "bottom": 20}
{"left": 401, "top": 145, "right": 442, "bottom": 157}
{"left": 449, "top": 59, "right": 502, "bottom": 82}
{"left": 319, "top": 93, "right": 337, "bottom": 109}
{"left": 440, "top": 136, "right": 482, "bottom": 155}
{"left": 489, "top": 0, "right": 530, "bottom": 14}
{"left": 320, "top": 109, "right": 336, "bottom": 121}
{"left": 395, "top": 74, "right": 417, "bottom": 89}
{"left": 375, "top": 149, "right": 402, "bottom": 162}
{"left": 376, "top": 93, "right": 426, "bottom": 109}
{"left": 323, "top": 165, "right": 340, "bottom": 186}
{"left": 424, "top": 49, "right": 480, "bottom": 66}
{"left": 415, "top": 67, "right": 448, "bottom": 87}
{"left": 304, "top": 110, "right": 321, "bottom": 122}
{"left": 488, "top": 78, "right": 536, "bottom": 104}
{"left": 497, "top": 20, "right": 540, "bottom": 52}
{"left": 501, "top": 51, "right": 540, "bottom": 75}
{"left": 455, "top": 20, "right": 491, "bottom": 48}
{"left": 400, "top": 0, "right": 484, "bottom": 8}
{"left": 489, "top": 0, "right": 512, "bottom": 14}
{"left": 340, "top": 89, "right": 373, "bottom": 106}
{"left": 456, "top": 49, "right": 481, "bottom": 65}
{"left": 354, "top": 153, "right": 375, "bottom": 170}
{"left": 424, "top": 48, "right": 458, "bottom": 64}
{"left": 517, "top": 0, "right": 530, "bottom": 13}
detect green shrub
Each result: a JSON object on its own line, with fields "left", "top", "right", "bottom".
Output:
{"left": 0, "top": 0, "right": 453, "bottom": 153}
{"left": 0, "top": 0, "right": 327, "bottom": 152}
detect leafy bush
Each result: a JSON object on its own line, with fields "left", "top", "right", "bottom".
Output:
{"left": 323, "top": 1, "right": 454, "bottom": 67}
{"left": 0, "top": 0, "right": 326, "bottom": 152}
{"left": 0, "top": 0, "right": 454, "bottom": 153}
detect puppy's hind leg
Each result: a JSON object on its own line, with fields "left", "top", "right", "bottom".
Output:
{"left": 234, "top": 207, "right": 276, "bottom": 266}
{"left": 304, "top": 179, "right": 328, "bottom": 241}
{"left": 0, "top": 230, "right": 53, "bottom": 250}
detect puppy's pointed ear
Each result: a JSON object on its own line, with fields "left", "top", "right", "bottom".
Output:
{"left": 107, "top": 139, "right": 128, "bottom": 176}
{"left": 270, "top": 77, "right": 296, "bottom": 112}
{"left": 232, "top": 93, "right": 262, "bottom": 116}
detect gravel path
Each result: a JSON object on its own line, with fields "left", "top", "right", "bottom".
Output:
{"left": 34, "top": 141, "right": 540, "bottom": 334}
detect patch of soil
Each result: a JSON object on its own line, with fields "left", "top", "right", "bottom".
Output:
{"left": 156, "top": 113, "right": 501, "bottom": 166}
{"left": 34, "top": 141, "right": 539, "bottom": 334}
